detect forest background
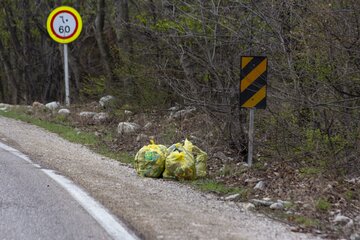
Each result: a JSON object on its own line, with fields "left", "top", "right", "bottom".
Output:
{"left": 0, "top": 0, "right": 360, "bottom": 177}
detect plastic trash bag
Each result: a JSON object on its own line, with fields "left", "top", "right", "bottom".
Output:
{"left": 134, "top": 140, "right": 167, "bottom": 178}
{"left": 183, "top": 139, "right": 208, "bottom": 178}
{"left": 163, "top": 143, "right": 196, "bottom": 181}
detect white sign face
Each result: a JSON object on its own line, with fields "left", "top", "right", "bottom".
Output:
{"left": 51, "top": 11, "right": 78, "bottom": 39}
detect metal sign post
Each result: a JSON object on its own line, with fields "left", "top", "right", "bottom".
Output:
{"left": 247, "top": 108, "right": 255, "bottom": 166}
{"left": 47, "top": 6, "right": 83, "bottom": 106}
{"left": 64, "top": 44, "right": 70, "bottom": 106}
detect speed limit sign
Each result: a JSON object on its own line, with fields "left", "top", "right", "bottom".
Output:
{"left": 47, "top": 6, "right": 83, "bottom": 44}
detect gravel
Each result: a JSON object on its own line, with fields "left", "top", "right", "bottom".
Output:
{"left": 0, "top": 116, "right": 321, "bottom": 240}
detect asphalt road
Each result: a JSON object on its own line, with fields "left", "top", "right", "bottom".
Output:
{"left": 0, "top": 145, "right": 111, "bottom": 240}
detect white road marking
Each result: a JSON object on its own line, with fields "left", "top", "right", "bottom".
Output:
{"left": 0, "top": 142, "right": 139, "bottom": 240}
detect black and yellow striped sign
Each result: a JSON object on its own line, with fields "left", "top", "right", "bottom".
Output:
{"left": 240, "top": 56, "right": 268, "bottom": 109}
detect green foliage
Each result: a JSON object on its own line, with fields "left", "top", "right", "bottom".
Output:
{"left": 192, "top": 179, "right": 248, "bottom": 198}
{"left": 160, "top": 123, "right": 179, "bottom": 144}
{"left": 112, "top": 48, "right": 170, "bottom": 108}
{"left": 0, "top": 109, "right": 132, "bottom": 165}
{"left": 299, "top": 167, "right": 322, "bottom": 176}
{"left": 315, "top": 198, "right": 331, "bottom": 212}
{"left": 344, "top": 190, "right": 355, "bottom": 201}
{"left": 80, "top": 75, "right": 106, "bottom": 100}
{"left": 293, "top": 215, "right": 320, "bottom": 227}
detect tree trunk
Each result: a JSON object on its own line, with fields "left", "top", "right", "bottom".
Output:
{"left": 95, "top": 0, "right": 114, "bottom": 94}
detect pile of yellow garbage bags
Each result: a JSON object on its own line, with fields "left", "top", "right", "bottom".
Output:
{"left": 134, "top": 139, "right": 208, "bottom": 180}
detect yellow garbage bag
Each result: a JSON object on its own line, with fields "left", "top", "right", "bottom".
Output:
{"left": 163, "top": 143, "right": 196, "bottom": 181}
{"left": 134, "top": 140, "right": 167, "bottom": 178}
{"left": 184, "top": 139, "right": 208, "bottom": 178}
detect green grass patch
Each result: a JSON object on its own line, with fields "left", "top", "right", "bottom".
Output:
{"left": 191, "top": 179, "right": 249, "bottom": 198}
{"left": 0, "top": 109, "right": 134, "bottom": 165}
{"left": 299, "top": 166, "right": 322, "bottom": 176}
{"left": 0, "top": 110, "right": 98, "bottom": 146}
{"left": 293, "top": 215, "right": 320, "bottom": 227}
{"left": 315, "top": 198, "right": 331, "bottom": 212}
{"left": 345, "top": 190, "right": 354, "bottom": 201}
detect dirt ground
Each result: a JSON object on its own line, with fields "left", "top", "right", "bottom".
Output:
{"left": 1, "top": 103, "right": 359, "bottom": 239}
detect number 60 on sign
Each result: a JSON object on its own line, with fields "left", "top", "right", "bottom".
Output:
{"left": 47, "top": 6, "right": 83, "bottom": 44}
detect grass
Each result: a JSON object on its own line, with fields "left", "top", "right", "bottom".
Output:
{"left": 299, "top": 166, "right": 322, "bottom": 176}
{"left": 0, "top": 109, "right": 134, "bottom": 165}
{"left": 293, "top": 215, "right": 320, "bottom": 228}
{"left": 191, "top": 179, "right": 249, "bottom": 199}
{"left": 315, "top": 198, "right": 331, "bottom": 212}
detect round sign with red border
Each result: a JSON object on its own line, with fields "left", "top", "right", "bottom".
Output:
{"left": 47, "top": 6, "right": 83, "bottom": 44}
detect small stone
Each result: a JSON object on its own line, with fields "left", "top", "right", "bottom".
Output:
{"left": 290, "top": 227, "right": 300, "bottom": 232}
{"left": 270, "top": 202, "right": 284, "bottom": 210}
{"left": 93, "top": 112, "right": 109, "bottom": 124}
{"left": 32, "top": 102, "right": 45, "bottom": 109}
{"left": 117, "top": 122, "right": 141, "bottom": 135}
{"left": 250, "top": 199, "right": 274, "bottom": 207}
{"left": 99, "top": 95, "right": 115, "bottom": 108}
{"left": 224, "top": 193, "right": 240, "bottom": 201}
{"left": 168, "top": 106, "right": 180, "bottom": 112}
{"left": 254, "top": 181, "right": 265, "bottom": 191}
{"left": 144, "top": 122, "right": 153, "bottom": 130}
{"left": 79, "top": 111, "right": 97, "bottom": 119}
{"left": 244, "top": 178, "right": 257, "bottom": 184}
{"left": 58, "top": 109, "right": 70, "bottom": 116}
{"left": 350, "top": 233, "right": 360, "bottom": 240}
{"left": 213, "top": 152, "right": 228, "bottom": 163}
{"left": 345, "top": 219, "right": 354, "bottom": 230}
{"left": 302, "top": 203, "right": 312, "bottom": 209}
{"left": 277, "top": 200, "right": 291, "bottom": 206}
{"left": 171, "top": 107, "right": 196, "bottom": 119}
{"left": 124, "top": 110, "right": 133, "bottom": 116}
{"left": 45, "top": 101, "right": 60, "bottom": 111}
{"left": 334, "top": 215, "right": 351, "bottom": 225}
{"left": 136, "top": 134, "right": 148, "bottom": 142}
{"left": 244, "top": 203, "right": 255, "bottom": 210}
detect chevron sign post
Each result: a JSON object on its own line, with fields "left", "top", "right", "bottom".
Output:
{"left": 240, "top": 56, "right": 268, "bottom": 166}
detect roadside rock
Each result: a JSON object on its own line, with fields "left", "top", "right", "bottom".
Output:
{"left": 79, "top": 111, "right": 97, "bottom": 119}
{"left": 45, "top": 101, "right": 60, "bottom": 111}
{"left": 136, "top": 134, "right": 148, "bottom": 142}
{"left": 144, "top": 122, "right": 153, "bottom": 130}
{"left": 168, "top": 105, "right": 180, "bottom": 112}
{"left": 350, "top": 233, "right": 360, "bottom": 240}
{"left": 213, "top": 152, "right": 230, "bottom": 163}
{"left": 58, "top": 109, "right": 71, "bottom": 116}
{"left": 32, "top": 102, "right": 45, "bottom": 109}
{"left": 93, "top": 112, "right": 109, "bottom": 124}
{"left": 270, "top": 202, "right": 284, "bottom": 210}
{"left": 171, "top": 107, "right": 196, "bottom": 120}
{"left": 118, "top": 122, "right": 141, "bottom": 135}
{"left": 334, "top": 215, "right": 352, "bottom": 225}
{"left": 244, "top": 203, "right": 256, "bottom": 210}
{"left": 250, "top": 199, "right": 274, "bottom": 207}
{"left": 0, "top": 103, "right": 11, "bottom": 111}
{"left": 254, "top": 181, "right": 265, "bottom": 191}
{"left": 124, "top": 110, "right": 133, "bottom": 116}
{"left": 99, "top": 95, "right": 115, "bottom": 109}
{"left": 224, "top": 194, "right": 241, "bottom": 201}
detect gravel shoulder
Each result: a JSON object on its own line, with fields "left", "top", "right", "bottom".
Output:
{"left": 0, "top": 116, "right": 321, "bottom": 240}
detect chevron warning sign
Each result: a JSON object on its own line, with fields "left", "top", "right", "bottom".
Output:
{"left": 240, "top": 56, "right": 268, "bottom": 109}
